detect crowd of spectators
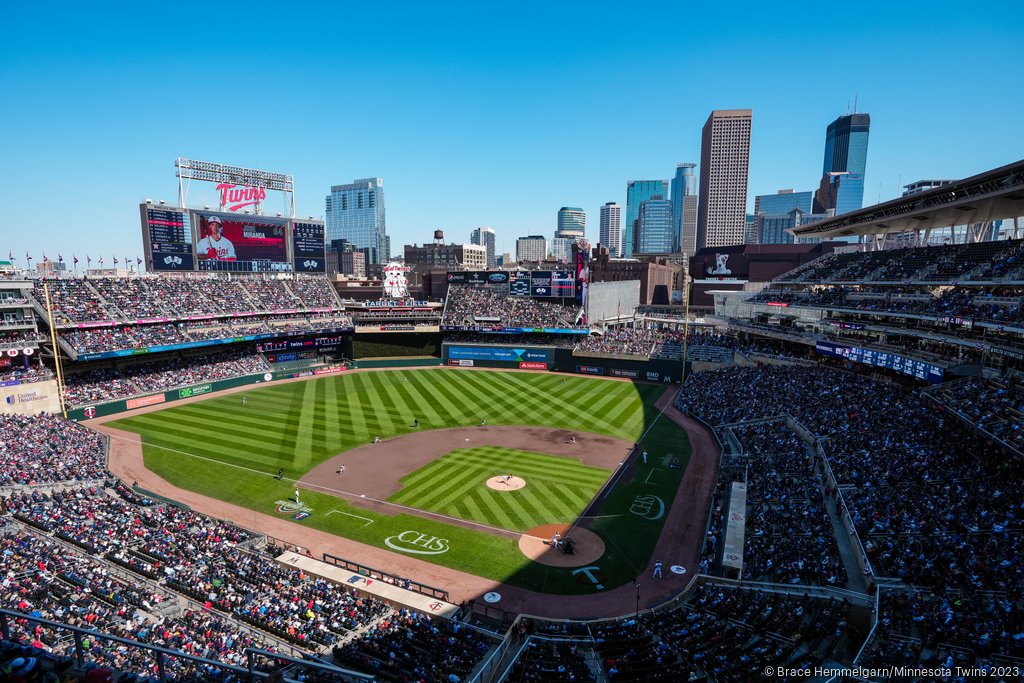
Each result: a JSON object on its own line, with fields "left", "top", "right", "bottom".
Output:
{"left": 934, "top": 376, "right": 1024, "bottom": 452}
{"left": 750, "top": 285, "right": 1024, "bottom": 327}
{"left": 704, "top": 421, "right": 847, "bottom": 586}
{"left": 0, "top": 328, "right": 42, "bottom": 348}
{"left": 0, "top": 359, "right": 51, "bottom": 383}
{"left": 573, "top": 327, "right": 747, "bottom": 360}
{"left": 33, "top": 276, "right": 345, "bottom": 326}
{"left": 778, "top": 239, "right": 1024, "bottom": 286}
{"left": 61, "top": 312, "right": 353, "bottom": 354}
{"left": 677, "top": 363, "right": 1024, "bottom": 668}
{"left": 591, "top": 584, "right": 851, "bottom": 681}
{"left": 0, "top": 412, "right": 493, "bottom": 679}
{"left": 0, "top": 414, "right": 109, "bottom": 487}
{"left": 332, "top": 610, "right": 492, "bottom": 682}
{"left": 63, "top": 351, "right": 268, "bottom": 406}
{"left": 444, "top": 331, "right": 581, "bottom": 348}
{"left": 443, "top": 285, "right": 582, "bottom": 329}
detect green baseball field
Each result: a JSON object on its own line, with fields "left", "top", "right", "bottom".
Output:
{"left": 109, "top": 369, "right": 692, "bottom": 595}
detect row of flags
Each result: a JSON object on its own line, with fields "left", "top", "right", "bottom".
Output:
{"left": 7, "top": 251, "right": 142, "bottom": 267}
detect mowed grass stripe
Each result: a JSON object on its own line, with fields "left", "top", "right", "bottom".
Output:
{"left": 388, "top": 446, "right": 611, "bottom": 531}
{"left": 449, "top": 451, "right": 608, "bottom": 486}
{"left": 131, "top": 412, "right": 302, "bottom": 457}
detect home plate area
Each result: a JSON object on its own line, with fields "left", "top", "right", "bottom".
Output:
{"left": 518, "top": 523, "right": 605, "bottom": 567}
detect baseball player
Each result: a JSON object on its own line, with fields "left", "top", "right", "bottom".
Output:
{"left": 336, "top": 465, "right": 346, "bottom": 475}
{"left": 653, "top": 560, "right": 663, "bottom": 579}
{"left": 294, "top": 487, "right": 300, "bottom": 504}
{"left": 241, "top": 395, "right": 248, "bottom": 406}
{"left": 197, "top": 216, "right": 237, "bottom": 261}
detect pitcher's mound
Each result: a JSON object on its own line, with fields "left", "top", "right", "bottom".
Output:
{"left": 486, "top": 476, "right": 526, "bottom": 491}
{"left": 519, "top": 524, "right": 605, "bottom": 567}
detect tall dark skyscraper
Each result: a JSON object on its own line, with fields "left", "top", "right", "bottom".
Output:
{"left": 671, "top": 163, "right": 698, "bottom": 256}
{"left": 813, "top": 113, "right": 870, "bottom": 216}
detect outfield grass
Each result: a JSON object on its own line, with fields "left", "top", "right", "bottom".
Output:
{"left": 110, "top": 369, "right": 691, "bottom": 595}
{"left": 388, "top": 446, "right": 610, "bottom": 532}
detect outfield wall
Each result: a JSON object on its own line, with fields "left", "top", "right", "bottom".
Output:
{"left": 67, "top": 373, "right": 274, "bottom": 421}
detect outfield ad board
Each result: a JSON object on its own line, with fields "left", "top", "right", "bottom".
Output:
{"left": 446, "top": 346, "right": 551, "bottom": 363}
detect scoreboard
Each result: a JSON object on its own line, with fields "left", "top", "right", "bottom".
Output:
{"left": 142, "top": 207, "right": 195, "bottom": 271}
{"left": 292, "top": 221, "right": 326, "bottom": 272}
{"left": 815, "top": 341, "right": 944, "bottom": 383}
{"left": 140, "top": 203, "right": 325, "bottom": 273}
{"left": 507, "top": 270, "right": 575, "bottom": 298}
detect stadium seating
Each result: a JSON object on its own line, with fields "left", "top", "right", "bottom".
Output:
{"left": 443, "top": 284, "right": 583, "bottom": 329}
{"left": 0, "top": 426, "right": 494, "bottom": 681}
{"left": 676, "top": 364, "right": 1024, "bottom": 670}
{"left": 61, "top": 352, "right": 270, "bottom": 405}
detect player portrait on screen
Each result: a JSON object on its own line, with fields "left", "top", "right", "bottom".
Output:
{"left": 197, "top": 215, "right": 237, "bottom": 261}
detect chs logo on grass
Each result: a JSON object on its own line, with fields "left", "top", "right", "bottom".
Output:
{"left": 384, "top": 530, "right": 450, "bottom": 555}
{"left": 275, "top": 500, "right": 314, "bottom": 516}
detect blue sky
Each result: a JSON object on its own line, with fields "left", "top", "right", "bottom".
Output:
{"left": 2, "top": 2, "right": 1022, "bottom": 264}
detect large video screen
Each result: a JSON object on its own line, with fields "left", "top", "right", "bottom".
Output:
{"left": 144, "top": 207, "right": 195, "bottom": 271}
{"left": 292, "top": 220, "right": 326, "bottom": 272}
{"left": 194, "top": 212, "right": 288, "bottom": 272}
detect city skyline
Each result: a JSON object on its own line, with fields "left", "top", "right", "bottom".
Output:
{"left": 2, "top": 3, "right": 1022, "bottom": 263}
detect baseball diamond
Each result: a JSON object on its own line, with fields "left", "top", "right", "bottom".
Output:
{"left": 101, "top": 369, "right": 695, "bottom": 595}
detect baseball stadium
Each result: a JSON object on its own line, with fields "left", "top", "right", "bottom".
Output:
{"left": 1, "top": 157, "right": 1024, "bottom": 683}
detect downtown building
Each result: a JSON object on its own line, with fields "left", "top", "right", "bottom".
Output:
{"left": 516, "top": 235, "right": 547, "bottom": 263}
{"left": 470, "top": 226, "right": 497, "bottom": 268}
{"left": 813, "top": 113, "right": 870, "bottom": 216}
{"left": 635, "top": 195, "right": 676, "bottom": 253}
{"left": 671, "top": 163, "right": 698, "bottom": 256}
{"left": 696, "top": 109, "right": 752, "bottom": 250}
{"left": 599, "top": 202, "right": 622, "bottom": 257}
{"left": 325, "top": 178, "right": 390, "bottom": 265}
{"left": 625, "top": 180, "right": 669, "bottom": 257}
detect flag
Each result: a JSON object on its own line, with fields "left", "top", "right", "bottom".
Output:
{"left": 7, "top": 251, "right": 11, "bottom": 261}
{"left": 25, "top": 252, "right": 32, "bottom": 263}
{"left": 112, "top": 256, "right": 119, "bottom": 265}
{"left": 42, "top": 253, "right": 47, "bottom": 262}
{"left": 58, "top": 254, "right": 63, "bottom": 263}
{"left": 136, "top": 257, "right": 142, "bottom": 265}
{"left": 86, "top": 255, "right": 92, "bottom": 265}
{"left": 73, "top": 255, "right": 79, "bottom": 265}
{"left": 98, "top": 256, "right": 103, "bottom": 265}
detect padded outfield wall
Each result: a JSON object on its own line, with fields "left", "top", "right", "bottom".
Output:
{"left": 441, "top": 342, "right": 684, "bottom": 383}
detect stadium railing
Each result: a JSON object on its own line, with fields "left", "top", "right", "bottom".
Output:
{"left": 321, "top": 552, "right": 450, "bottom": 602}
{"left": 0, "top": 609, "right": 373, "bottom": 683}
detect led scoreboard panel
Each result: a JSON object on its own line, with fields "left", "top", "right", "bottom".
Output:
{"left": 292, "top": 220, "right": 326, "bottom": 272}
{"left": 142, "top": 207, "right": 195, "bottom": 271}
{"left": 507, "top": 270, "right": 575, "bottom": 297}
{"left": 815, "top": 341, "right": 944, "bottom": 383}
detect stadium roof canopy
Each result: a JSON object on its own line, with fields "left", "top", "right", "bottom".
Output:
{"left": 791, "top": 158, "right": 1024, "bottom": 240}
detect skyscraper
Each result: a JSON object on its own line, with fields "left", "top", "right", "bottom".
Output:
{"left": 635, "top": 195, "right": 676, "bottom": 253}
{"left": 671, "top": 163, "right": 698, "bottom": 256}
{"left": 557, "top": 207, "right": 586, "bottom": 236}
{"left": 696, "top": 109, "right": 752, "bottom": 250}
{"left": 754, "top": 189, "right": 812, "bottom": 217}
{"left": 470, "top": 226, "right": 496, "bottom": 268}
{"left": 599, "top": 202, "right": 622, "bottom": 257}
{"left": 325, "top": 178, "right": 389, "bottom": 265}
{"left": 813, "top": 113, "right": 870, "bottom": 216}
{"left": 625, "top": 180, "right": 669, "bottom": 257}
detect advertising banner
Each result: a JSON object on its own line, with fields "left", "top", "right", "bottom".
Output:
{"left": 519, "top": 361, "right": 547, "bottom": 370}
{"left": 0, "top": 379, "right": 60, "bottom": 416}
{"left": 446, "top": 346, "right": 551, "bottom": 362}
{"left": 576, "top": 364, "right": 604, "bottom": 375}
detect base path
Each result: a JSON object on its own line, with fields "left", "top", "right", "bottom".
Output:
{"left": 90, "top": 369, "right": 720, "bottom": 620}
